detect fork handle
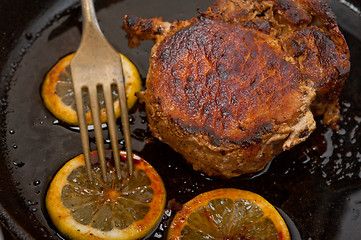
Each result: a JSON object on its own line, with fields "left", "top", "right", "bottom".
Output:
{"left": 81, "top": 0, "right": 101, "bottom": 32}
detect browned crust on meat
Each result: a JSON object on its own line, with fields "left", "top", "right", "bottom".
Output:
{"left": 146, "top": 18, "right": 306, "bottom": 145}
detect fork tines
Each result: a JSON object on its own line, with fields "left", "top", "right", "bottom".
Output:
{"left": 72, "top": 62, "right": 133, "bottom": 180}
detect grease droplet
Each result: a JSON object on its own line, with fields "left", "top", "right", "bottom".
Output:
{"left": 33, "top": 180, "right": 41, "bottom": 186}
{"left": 27, "top": 200, "right": 38, "bottom": 206}
{"left": 13, "top": 161, "right": 24, "bottom": 167}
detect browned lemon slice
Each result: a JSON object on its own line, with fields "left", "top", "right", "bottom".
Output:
{"left": 41, "top": 53, "right": 142, "bottom": 125}
{"left": 167, "top": 188, "right": 290, "bottom": 240}
{"left": 46, "top": 151, "right": 166, "bottom": 240}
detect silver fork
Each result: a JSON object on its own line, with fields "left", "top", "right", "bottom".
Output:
{"left": 70, "top": 0, "right": 133, "bottom": 181}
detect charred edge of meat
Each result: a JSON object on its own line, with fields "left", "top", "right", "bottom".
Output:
{"left": 123, "top": 15, "right": 168, "bottom": 47}
{"left": 172, "top": 117, "right": 274, "bottom": 148}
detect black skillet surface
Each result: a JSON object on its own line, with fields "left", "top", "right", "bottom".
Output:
{"left": 0, "top": 0, "right": 361, "bottom": 239}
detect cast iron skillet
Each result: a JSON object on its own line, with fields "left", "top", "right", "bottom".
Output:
{"left": 0, "top": 0, "right": 361, "bottom": 239}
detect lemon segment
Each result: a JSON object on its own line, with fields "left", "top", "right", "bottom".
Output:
{"left": 41, "top": 53, "right": 142, "bottom": 125}
{"left": 46, "top": 151, "right": 166, "bottom": 240}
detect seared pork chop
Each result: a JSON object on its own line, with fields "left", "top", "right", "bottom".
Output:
{"left": 123, "top": 0, "right": 350, "bottom": 177}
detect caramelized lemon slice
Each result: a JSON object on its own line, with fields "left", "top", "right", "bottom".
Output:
{"left": 167, "top": 188, "right": 290, "bottom": 240}
{"left": 41, "top": 53, "right": 142, "bottom": 125}
{"left": 46, "top": 151, "right": 166, "bottom": 240}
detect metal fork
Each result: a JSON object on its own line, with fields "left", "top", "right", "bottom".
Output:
{"left": 70, "top": 0, "right": 133, "bottom": 181}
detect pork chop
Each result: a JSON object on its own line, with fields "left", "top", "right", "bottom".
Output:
{"left": 123, "top": 0, "right": 350, "bottom": 177}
